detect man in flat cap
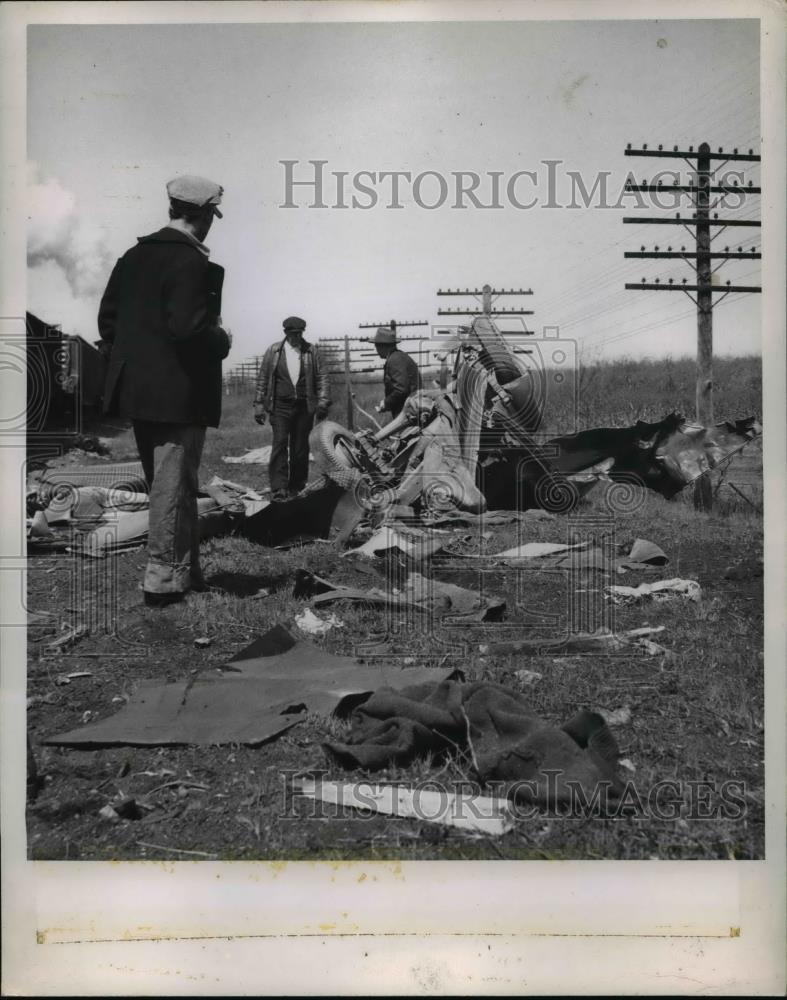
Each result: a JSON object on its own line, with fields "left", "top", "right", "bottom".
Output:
{"left": 253, "top": 317, "right": 330, "bottom": 500}
{"left": 373, "top": 326, "right": 421, "bottom": 419}
{"left": 98, "top": 174, "right": 231, "bottom": 606}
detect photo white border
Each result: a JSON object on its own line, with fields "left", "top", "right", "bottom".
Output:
{"left": 2, "top": 1, "right": 784, "bottom": 994}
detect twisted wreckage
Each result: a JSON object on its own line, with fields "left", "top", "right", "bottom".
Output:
{"left": 32, "top": 317, "right": 761, "bottom": 822}
{"left": 28, "top": 315, "right": 760, "bottom": 554}
{"left": 242, "top": 315, "right": 761, "bottom": 544}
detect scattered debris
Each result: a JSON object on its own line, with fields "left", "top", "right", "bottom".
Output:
{"left": 222, "top": 445, "right": 272, "bottom": 465}
{"left": 342, "top": 524, "right": 449, "bottom": 559}
{"left": 514, "top": 669, "right": 543, "bottom": 686}
{"left": 607, "top": 578, "right": 702, "bottom": 604}
{"left": 616, "top": 538, "right": 669, "bottom": 572}
{"left": 205, "top": 475, "right": 267, "bottom": 517}
{"left": 112, "top": 796, "right": 143, "bottom": 820}
{"left": 294, "top": 608, "right": 345, "bottom": 636}
{"left": 479, "top": 626, "right": 668, "bottom": 657}
{"left": 598, "top": 705, "right": 632, "bottom": 727}
{"left": 295, "top": 778, "right": 516, "bottom": 837}
{"left": 98, "top": 804, "right": 120, "bottom": 823}
{"left": 37, "top": 460, "right": 147, "bottom": 494}
{"left": 194, "top": 636, "right": 214, "bottom": 649}
{"left": 307, "top": 569, "right": 505, "bottom": 624}
{"left": 29, "top": 510, "right": 54, "bottom": 538}
{"left": 249, "top": 587, "right": 271, "bottom": 600}
{"left": 27, "top": 692, "right": 60, "bottom": 707}
{"left": 44, "top": 625, "right": 457, "bottom": 748}
{"left": 47, "top": 623, "right": 89, "bottom": 653}
{"left": 546, "top": 413, "right": 762, "bottom": 500}
{"left": 136, "top": 841, "right": 218, "bottom": 859}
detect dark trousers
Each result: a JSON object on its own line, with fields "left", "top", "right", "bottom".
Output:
{"left": 132, "top": 420, "right": 206, "bottom": 594}
{"left": 269, "top": 399, "right": 314, "bottom": 493}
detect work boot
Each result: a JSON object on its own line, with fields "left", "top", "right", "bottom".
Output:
{"left": 271, "top": 490, "right": 289, "bottom": 502}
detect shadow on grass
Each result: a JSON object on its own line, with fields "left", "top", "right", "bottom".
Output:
{"left": 206, "top": 570, "right": 289, "bottom": 596}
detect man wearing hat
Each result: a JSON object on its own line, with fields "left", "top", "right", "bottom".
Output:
{"left": 97, "top": 174, "right": 231, "bottom": 606}
{"left": 253, "top": 317, "right": 330, "bottom": 500}
{"left": 373, "top": 326, "right": 422, "bottom": 419}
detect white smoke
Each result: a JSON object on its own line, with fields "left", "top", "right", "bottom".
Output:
{"left": 27, "top": 163, "right": 113, "bottom": 299}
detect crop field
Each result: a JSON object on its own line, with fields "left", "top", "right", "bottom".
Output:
{"left": 26, "top": 354, "right": 764, "bottom": 861}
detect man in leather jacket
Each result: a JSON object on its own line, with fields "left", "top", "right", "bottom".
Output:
{"left": 253, "top": 317, "right": 330, "bottom": 499}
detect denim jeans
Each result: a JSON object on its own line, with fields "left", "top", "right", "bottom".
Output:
{"left": 133, "top": 420, "right": 206, "bottom": 594}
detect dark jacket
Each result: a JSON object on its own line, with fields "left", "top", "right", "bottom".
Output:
{"left": 97, "top": 227, "right": 230, "bottom": 427}
{"left": 383, "top": 348, "right": 421, "bottom": 415}
{"left": 254, "top": 339, "right": 330, "bottom": 415}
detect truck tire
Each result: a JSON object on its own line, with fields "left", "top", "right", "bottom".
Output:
{"left": 309, "top": 421, "right": 367, "bottom": 491}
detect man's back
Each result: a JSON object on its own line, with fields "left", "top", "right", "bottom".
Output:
{"left": 98, "top": 227, "right": 228, "bottom": 427}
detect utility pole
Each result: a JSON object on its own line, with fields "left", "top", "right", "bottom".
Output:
{"left": 623, "top": 141, "right": 761, "bottom": 510}
{"left": 357, "top": 319, "right": 429, "bottom": 333}
{"left": 436, "top": 283, "right": 534, "bottom": 321}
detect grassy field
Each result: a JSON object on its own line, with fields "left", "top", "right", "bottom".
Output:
{"left": 26, "top": 354, "right": 764, "bottom": 860}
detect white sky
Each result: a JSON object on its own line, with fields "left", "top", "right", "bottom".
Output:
{"left": 27, "top": 18, "right": 761, "bottom": 363}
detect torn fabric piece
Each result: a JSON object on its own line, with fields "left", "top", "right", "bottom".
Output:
{"left": 607, "top": 578, "right": 701, "bottom": 603}
{"left": 295, "top": 779, "right": 516, "bottom": 837}
{"left": 45, "top": 625, "right": 457, "bottom": 748}
{"left": 324, "top": 679, "right": 623, "bottom": 807}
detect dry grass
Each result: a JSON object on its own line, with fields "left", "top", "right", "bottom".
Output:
{"left": 26, "top": 355, "right": 764, "bottom": 860}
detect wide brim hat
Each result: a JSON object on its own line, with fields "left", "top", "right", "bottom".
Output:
{"left": 373, "top": 327, "right": 397, "bottom": 345}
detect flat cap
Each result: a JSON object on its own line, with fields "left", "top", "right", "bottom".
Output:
{"left": 166, "top": 175, "right": 224, "bottom": 217}
{"left": 374, "top": 326, "right": 397, "bottom": 345}
{"left": 283, "top": 316, "right": 307, "bottom": 331}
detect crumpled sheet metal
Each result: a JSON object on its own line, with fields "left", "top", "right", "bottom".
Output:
{"left": 78, "top": 496, "right": 225, "bottom": 557}
{"left": 394, "top": 407, "right": 486, "bottom": 515}
{"left": 204, "top": 475, "right": 267, "bottom": 517}
{"left": 240, "top": 480, "right": 365, "bottom": 547}
{"left": 308, "top": 569, "right": 506, "bottom": 624}
{"left": 607, "top": 578, "right": 701, "bottom": 603}
{"left": 295, "top": 778, "right": 516, "bottom": 837}
{"left": 464, "top": 537, "right": 668, "bottom": 575}
{"left": 44, "top": 624, "right": 458, "bottom": 748}
{"left": 342, "top": 524, "right": 450, "bottom": 559}
{"left": 222, "top": 445, "right": 272, "bottom": 465}
{"left": 478, "top": 625, "right": 667, "bottom": 657}
{"left": 546, "top": 413, "right": 761, "bottom": 499}
{"left": 324, "top": 678, "right": 623, "bottom": 807}
{"left": 38, "top": 461, "right": 148, "bottom": 493}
